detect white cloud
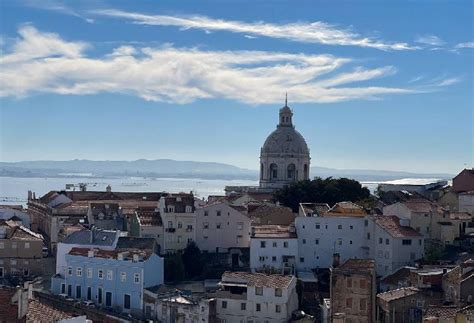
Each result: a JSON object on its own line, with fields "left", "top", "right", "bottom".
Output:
{"left": 23, "top": 0, "right": 94, "bottom": 23}
{"left": 415, "top": 34, "right": 445, "bottom": 47}
{"left": 435, "top": 77, "right": 461, "bottom": 87}
{"left": 1, "top": 26, "right": 448, "bottom": 104}
{"left": 91, "top": 9, "right": 414, "bottom": 51}
{"left": 455, "top": 42, "right": 474, "bottom": 49}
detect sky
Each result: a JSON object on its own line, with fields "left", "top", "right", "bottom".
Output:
{"left": 0, "top": 0, "right": 473, "bottom": 174}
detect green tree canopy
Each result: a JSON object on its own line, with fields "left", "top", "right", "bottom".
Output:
{"left": 273, "top": 177, "right": 371, "bottom": 212}
{"left": 182, "top": 241, "right": 203, "bottom": 279}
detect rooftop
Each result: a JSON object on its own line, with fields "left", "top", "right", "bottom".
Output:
{"left": 425, "top": 305, "right": 460, "bottom": 319}
{"left": 117, "top": 236, "right": 156, "bottom": 251}
{"left": 136, "top": 206, "right": 162, "bottom": 226}
{"left": 299, "top": 202, "right": 331, "bottom": 216}
{"left": 377, "top": 287, "right": 420, "bottom": 302}
{"left": 221, "top": 271, "right": 294, "bottom": 289}
{"left": 68, "top": 247, "right": 152, "bottom": 261}
{"left": 62, "top": 227, "right": 118, "bottom": 246}
{"left": 326, "top": 201, "right": 367, "bottom": 217}
{"left": 0, "top": 221, "right": 43, "bottom": 241}
{"left": 26, "top": 299, "right": 75, "bottom": 322}
{"left": 251, "top": 225, "right": 297, "bottom": 239}
{"left": 338, "top": 258, "right": 375, "bottom": 271}
{"left": 373, "top": 215, "right": 422, "bottom": 238}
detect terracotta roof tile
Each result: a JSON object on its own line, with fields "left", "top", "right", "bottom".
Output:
{"left": 377, "top": 287, "right": 420, "bottom": 302}
{"left": 373, "top": 215, "right": 422, "bottom": 238}
{"left": 251, "top": 225, "right": 297, "bottom": 239}
{"left": 26, "top": 299, "right": 75, "bottom": 322}
{"left": 221, "top": 271, "right": 294, "bottom": 289}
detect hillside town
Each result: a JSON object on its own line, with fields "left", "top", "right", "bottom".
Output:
{"left": 0, "top": 105, "right": 472, "bottom": 322}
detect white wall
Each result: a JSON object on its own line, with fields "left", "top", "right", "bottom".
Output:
{"left": 195, "top": 202, "right": 251, "bottom": 252}
{"left": 295, "top": 216, "right": 367, "bottom": 270}
{"left": 459, "top": 194, "right": 474, "bottom": 215}
{"left": 250, "top": 238, "right": 298, "bottom": 272}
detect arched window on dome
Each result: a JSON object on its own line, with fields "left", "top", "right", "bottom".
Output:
{"left": 270, "top": 164, "right": 278, "bottom": 180}
{"left": 287, "top": 164, "right": 296, "bottom": 180}
{"left": 260, "top": 163, "right": 264, "bottom": 180}
{"left": 304, "top": 164, "right": 308, "bottom": 179}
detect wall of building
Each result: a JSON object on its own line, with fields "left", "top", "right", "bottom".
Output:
{"left": 195, "top": 203, "right": 251, "bottom": 252}
{"left": 459, "top": 193, "right": 474, "bottom": 215}
{"left": 295, "top": 216, "right": 367, "bottom": 270}
{"left": 250, "top": 237, "right": 298, "bottom": 273}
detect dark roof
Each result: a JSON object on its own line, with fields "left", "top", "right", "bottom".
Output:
{"left": 90, "top": 203, "right": 121, "bottom": 219}
{"left": 117, "top": 236, "right": 156, "bottom": 250}
{"left": 380, "top": 267, "right": 414, "bottom": 286}
{"left": 0, "top": 287, "right": 18, "bottom": 320}
{"left": 164, "top": 194, "right": 195, "bottom": 213}
{"left": 39, "top": 190, "right": 167, "bottom": 204}
{"left": 377, "top": 287, "right": 420, "bottom": 302}
{"left": 136, "top": 207, "right": 162, "bottom": 226}
{"left": 338, "top": 259, "right": 375, "bottom": 271}
{"left": 63, "top": 228, "right": 118, "bottom": 246}
{"left": 69, "top": 247, "right": 152, "bottom": 260}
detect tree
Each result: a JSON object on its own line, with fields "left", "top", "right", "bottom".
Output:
{"left": 273, "top": 177, "right": 371, "bottom": 212}
{"left": 164, "top": 254, "right": 185, "bottom": 282}
{"left": 182, "top": 242, "right": 203, "bottom": 279}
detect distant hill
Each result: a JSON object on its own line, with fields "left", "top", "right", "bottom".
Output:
{"left": 0, "top": 159, "right": 454, "bottom": 182}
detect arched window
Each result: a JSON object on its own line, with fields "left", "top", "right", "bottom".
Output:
{"left": 304, "top": 164, "right": 308, "bottom": 179}
{"left": 287, "top": 164, "right": 296, "bottom": 180}
{"left": 270, "top": 163, "right": 278, "bottom": 179}
{"left": 260, "top": 163, "right": 264, "bottom": 180}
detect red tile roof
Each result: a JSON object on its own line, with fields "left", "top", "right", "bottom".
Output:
{"left": 69, "top": 247, "right": 152, "bottom": 260}
{"left": 377, "top": 287, "right": 420, "bottom": 302}
{"left": 251, "top": 225, "right": 297, "bottom": 239}
{"left": 373, "top": 215, "right": 422, "bottom": 238}
{"left": 338, "top": 258, "right": 375, "bottom": 271}
{"left": 26, "top": 299, "right": 75, "bottom": 322}
{"left": 221, "top": 271, "right": 294, "bottom": 288}
{"left": 0, "top": 287, "right": 18, "bottom": 321}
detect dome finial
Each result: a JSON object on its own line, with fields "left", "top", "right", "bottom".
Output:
{"left": 285, "top": 92, "right": 288, "bottom": 107}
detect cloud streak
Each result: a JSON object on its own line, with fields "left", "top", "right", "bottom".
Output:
{"left": 91, "top": 9, "right": 414, "bottom": 51}
{"left": 1, "top": 26, "right": 454, "bottom": 105}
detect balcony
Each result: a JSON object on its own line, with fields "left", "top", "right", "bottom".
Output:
{"left": 215, "top": 290, "right": 247, "bottom": 300}
{"left": 165, "top": 228, "right": 176, "bottom": 233}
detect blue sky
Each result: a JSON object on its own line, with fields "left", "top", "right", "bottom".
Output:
{"left": 0, "top": 0, "right": 472, "bottom": 174}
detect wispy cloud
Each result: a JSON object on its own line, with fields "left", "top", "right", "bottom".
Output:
{"left": 91, "top": 9, "right": 414, "bottom": 51}
{"left": 455, "top": 41, "right": 474, "bottom": 49}
{"left": 2, "top": 26, "right": 454, "bottom": 104}
{"left": 435, "top": 77, "right": 461, "bottom": 87}
{"left": 23, "top": 0, "right": 94, "bottom": 23}
{"left": 415, "top": 34, "right": 445, "bottom": 47}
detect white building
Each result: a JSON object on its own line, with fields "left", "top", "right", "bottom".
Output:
{"left": 366, "top": 216, "right": 424, "bottom": 277}
{"left": 160, "top": 194, "right": 196, "bottom": 253}
{"left": 250, "top": 225, "right": 298, "bottom": 274}
{"left": 459, "top": 191, "right": 474, "bottom": 215}
{"left": 216, "top": 272, "right": 298, "bottom": 323}
{"left": 259, "top": 99, "right": 310, "bottom": 189}
{"left": 195, "top": 201, "right": 251, "bottom": 252}
{"left": 295, "top": 202, "right": 368, "bottom": 270}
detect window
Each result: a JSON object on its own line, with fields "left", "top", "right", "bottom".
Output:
{"left": 177, "top": 222, "right": 183, "bottom": 229}
{"left": 315, "top": 223, "right": 320, "bottom": 229}
{"left": 272, "top": 256, "right": 277, "bottom": 262}
{"left": 283, "top": 242, "right": 288, "bottom": 248}
{"left": 177, "top": 236, "right": 182, "bottom": 243}
{"left": 338, "top": 225, "right": 342, "bottom": 230}
{"left": 107, "top": 270, "right": 113, "bottom": 280}
{"left": 256, "top": 303, "right": 261, "bottom": 312}
{"left": 260, "top": 241, "right": 266, "bottom": 248}
{"left": 275, "top": 304, "right": 281, "bottom": 313}
{"left": 346, "top": 278, "right": 352, "bottom": 288}
{"left": 68, "top": 266, "right": 73, "bottom": 276}
{"left": 241, "top": 303, "right": 246, "bottom": 310}
{"left": 386, "top": 239, "right": 390, "bottom": 245}
{"left": 255, "top": 286, "right": 263, "bottom": 295}
{"left": 350, "top": 240, "right": 353, "bottom": 245}
{"left": 302, "top": 239, "right": 306, "bottom": 244}
{"left": 300, "top": 257, "right": 305, "bottom": 263}
{"left": 402, "top": 239, "right": 412, "bottom": 245}
{"left": 12, "top": 242, "right": 17, "bottom": 249}
{"left": 76, "top": 267, "right": 82, "bottom": 277}
{"left": 367, "top": 233, "right": 371, "bottom": 240}
{"left": 275, "top": 288, "right": 282, "bottom": 297}
{"left": 0, "top": 267, "right": 3, "bottom": 278}
{"left": 120, "top": 272, "right": 126, "bottom": 282}
{"left": 346, "top": 298, "right": 352, "bottom": 309}
{"left": 98, "top": 269, "right": 104, "bottom": 279}
{"left": 0, "top": 242, "right": 4, "bottom": 249}
{"left": 87, "top": 268, "right": 92, "bottom": 278}
{"left": 24, "top": 242, "right": 30, "bottom": 249}
{"left": 124, "top": 294, "right": 131, "bottom": 310}
{"left": 216, "top": 223, "right": 222, "bottom": 229}
{"left": 360, "top": 298, "right": 367, "bottom": 311}
{"left": 216, "top": 211, "right": 221, "bottom": 216}
{"left": 76, "top": 286, "right": 81, "bottom": 299}
{"left": 87, "top": 287, "right": 92, "bottom": 300}
{"left": 270, "top": 164, "right": 278, "bottom": 179}
{"left": 204, "top": 211, "right": 208, "bottom": 216}
{"left": 222, "top": 301, "right": 227, "bottom": 309}
{"left": 204, "top": 236, "right": 208, "bottom": 239}
{"left": 315, "top": 239, "right": 319, "bottom": 245}
{"left": 203, "top": 222, "right": 209, "bottom": 229}
{"left": 379, "top": 238, "right": 383, "bottom": 244}
{"left": 60, "top": 284, "right": 66, "bottom": 294}
{"left": 360, "top": 279, "right": 366, "bottom": 289}
{"left": 419, "top": 239, "right": 422, "bottom": 246}
{"left": 237, "top": 222, "right": 243, "bottom": 230}
{"left": 168, "top": 221, "right": 173, "bottom": 228}
{"left": 337, "top": 239, "right": 342, "bottom": 246}
{"left": 350, "top": 225, "right": 353, "bottom": 230}
{"left": 259, "top": 256, "right": 265, "bottom": 262}
{"left": 134, "top": 273, "right": 141, "bottom": 284}
{"left": 364, "top": 219, "right": 368, "bottom": 226}
{"left": 186, "top": 224, "right": 192, "bottom": 230}
{"left": 67, "top": 285, "right": 72, "bottom": 297}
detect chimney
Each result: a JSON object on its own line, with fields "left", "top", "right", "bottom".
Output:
{"left": 106, "top": 185, "right": 112, "bottom": 193}
{"left": 27, "top": 191, "right": 32, "bottom": 201}
{"left": 132, "top": 254, "right": 139, "bottom": 262}
{"left": 443, "top": 268, "right": 447, "bottom": 274}
{"left": 332, "top": 253, "right": 340, "bottom": 268}
{"left": 251, "top": 227, "right": 256, "bottom": 237}
{"left": 117, "top": 252, "right": 124, "bottom": 261}
{"left": 88, "top": 250, "right": 94, "bottom": 258}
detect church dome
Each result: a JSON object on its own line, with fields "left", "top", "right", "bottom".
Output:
{"left": 261, "top": 126, "right": 309, "bottom": 155}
